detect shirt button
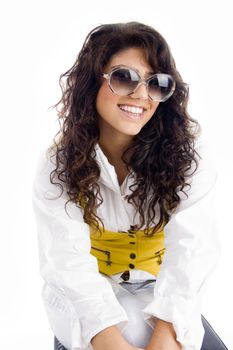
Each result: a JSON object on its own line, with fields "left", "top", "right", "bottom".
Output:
{"left": 129, "top": 242, "right": 136, "bottom": 244}
{"left": 129, "top": 263, "right": 135, "bottom": 269}
{"left": 128, "top": 234, "right": 135, "bottom": 237}
{"left": 130, "top": 253, "right": 136, "bottom": 259}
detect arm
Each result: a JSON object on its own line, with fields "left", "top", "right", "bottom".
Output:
{"left": 32, "top": 150, "right": 129, "bottom": 349}
{"left": 91, "top": 326, "right": 144, "bottom": 350}
{"left": 143, "top": 137, "right": 219, "bottom": 350}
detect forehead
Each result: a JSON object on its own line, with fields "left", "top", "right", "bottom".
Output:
{"left": 105, "top": 47, "right": 155, "bottom": 76}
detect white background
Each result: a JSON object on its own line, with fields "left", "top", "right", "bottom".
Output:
{"left": 0, "top": 0, "right": 232, "bottom": 348}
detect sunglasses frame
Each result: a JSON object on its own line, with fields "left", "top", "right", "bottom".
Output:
{"left": 103, "top": 66, "right": 176, "bottom": 102}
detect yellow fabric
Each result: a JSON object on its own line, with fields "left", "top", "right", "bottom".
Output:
{"left": 90, "top": 226, "right": 165, "bottom": 276}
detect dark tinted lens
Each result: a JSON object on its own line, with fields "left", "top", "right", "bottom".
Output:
{"left": 148, "top": 74, "right": 174, "bottom": 101}
{"left": 110, "top": 68, "right": 139, "bottom": 95}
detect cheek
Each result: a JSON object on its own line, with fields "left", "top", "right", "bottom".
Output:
{"left": 96, "top": 82, "right": 115, "bottom": 116}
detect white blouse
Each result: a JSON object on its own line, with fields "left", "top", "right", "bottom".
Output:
{"left": 32, "top": 136, "right": 219, "bottom": 350}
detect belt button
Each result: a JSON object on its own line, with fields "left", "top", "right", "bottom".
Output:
{"left": 130, "top": 253, "right": 136, "bottom": 259}
{"left": 121, "top": 271, "right": 130, "bottom": 281}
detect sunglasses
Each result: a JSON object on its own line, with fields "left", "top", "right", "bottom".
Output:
{"left": 103, "top": 66, "right": 176, "bottom": 102}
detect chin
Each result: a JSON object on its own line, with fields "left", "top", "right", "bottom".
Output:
{"left": 121, "top": 125, "right": 143, "bottom": 136}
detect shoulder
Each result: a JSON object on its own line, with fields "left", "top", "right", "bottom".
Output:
{"left": 33, "top": 145, "right": 58, "bottom": 192}
{"left": 174, "top": 133, "right": 218, "bottom": 208}
{"left": 193, "top": 134, "right": 218, "bottom": 184}
{"left": 33, "top": 145, "right": 85, "bottom": 222}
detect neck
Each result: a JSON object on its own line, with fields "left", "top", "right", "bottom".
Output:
{"left": 99, "top": 137, "right": 130, "bottom": 162}
{"left": 98, "top": 135, "right": 132, "bottom": 186}
{"left": 98, "top": 122, "right": 133, "bottom": 161}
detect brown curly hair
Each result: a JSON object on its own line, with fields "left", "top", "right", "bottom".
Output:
{"left": 49, "top": 22, "right": 201, "bottom": 236}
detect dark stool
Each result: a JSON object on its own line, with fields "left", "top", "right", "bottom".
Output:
{"left": 54, "top": 337, "right": 67, "bottom": 350}
{"left": 54, "top": 315, "right": 228, "bottom": 350}
{"left": 201, "top": 316, "right": 228, "bottom": 350}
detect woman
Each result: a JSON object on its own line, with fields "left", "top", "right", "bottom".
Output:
{"left": 32, "top": 22, "right": 227, "bottom": 350}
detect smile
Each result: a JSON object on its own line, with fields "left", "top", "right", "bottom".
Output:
{"left": 118, "top": 104, "right": 145, "bottom": 115}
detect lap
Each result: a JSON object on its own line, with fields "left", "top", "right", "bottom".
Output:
{"left": 54, "top": 317, "right": 227, "bottom": 350}
{"left": 51, "top": 279, "right": 227, "bottom": 350}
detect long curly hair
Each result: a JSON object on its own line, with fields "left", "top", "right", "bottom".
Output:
{"left": 49, "top": 22, "right": 201, "bottom": 236}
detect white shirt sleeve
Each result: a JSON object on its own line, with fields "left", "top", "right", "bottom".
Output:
{"left": 143, "top": 137, "right": 219, "bottom": 350}
{"left": 32, "top": 150, "right": 128, "bottom": 349}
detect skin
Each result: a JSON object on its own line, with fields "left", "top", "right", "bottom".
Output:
{"left": 96, "top": 47, "right": 159, "bottom": 185}
{"left": 92, "top": 48, "right": 181, "bottom": 350}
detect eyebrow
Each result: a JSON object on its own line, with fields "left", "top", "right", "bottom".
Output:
{"left": 110, "top": 64, "right": 155, "bottom": 77}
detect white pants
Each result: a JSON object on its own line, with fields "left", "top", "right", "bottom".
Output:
{"left": 42, "top": 276, "right": 157, "bottom": 350}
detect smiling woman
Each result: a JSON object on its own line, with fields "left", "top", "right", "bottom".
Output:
{"left": 32, "top": 22, "right": 227, "bottom": 350}
{"left": 96, "top": 48, "right": 161, "bottom": 185}
{"left": 96, "top": 48, "right": 160, "bottom": 139}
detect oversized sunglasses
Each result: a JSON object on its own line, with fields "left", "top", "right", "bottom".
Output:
{"left": 103, "top": 66, "right": 176, "bottom": 102}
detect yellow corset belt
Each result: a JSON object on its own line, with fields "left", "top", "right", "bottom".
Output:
{"left": 90, "top": 226, "right": 165, "bottom": 276}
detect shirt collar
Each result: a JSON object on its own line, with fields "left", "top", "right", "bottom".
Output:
{"left": 94, "top": 144, "right": 135, "bottom": 196}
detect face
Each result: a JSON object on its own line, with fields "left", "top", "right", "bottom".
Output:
{"left": 96, "top": 47, "right": 160, "bottom": 144}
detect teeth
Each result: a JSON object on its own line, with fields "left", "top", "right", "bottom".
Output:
{"left": 119, "top": 105, "right": 144, "bottom": 114}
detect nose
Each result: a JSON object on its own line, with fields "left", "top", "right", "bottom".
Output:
{"left": 130, "top": 82, "right": 149, "bottom": 100}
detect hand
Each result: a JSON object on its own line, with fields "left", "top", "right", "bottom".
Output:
{"left": 147, "top": 319, "right": 181, "bottom": 350}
